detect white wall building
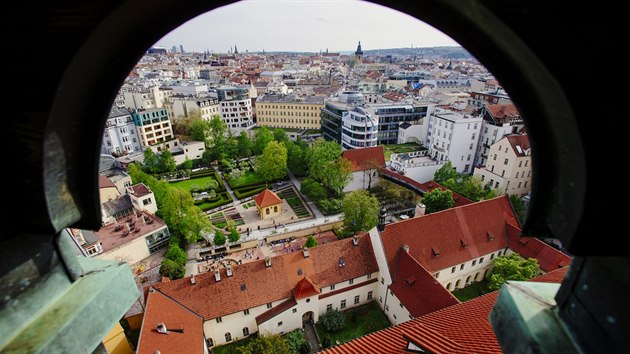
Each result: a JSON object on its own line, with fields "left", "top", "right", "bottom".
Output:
{"left": 215, "top": 86, "right": 255, "bottom": 134}
{"left": 102, "top": 108, "right": 143, "bottom": 155}
{"left": 427, "top": 107, "right": 482, "bottom": 174}
{"left": 474, "top": 103, "right": 523, "bottom": 166}
{"left": 474, "top": 135, "right": 532, "bottom": 196}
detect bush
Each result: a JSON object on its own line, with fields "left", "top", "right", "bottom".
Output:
{"left": 304, "top": 235, "right": 317, "bottom": 248}
{"left": 285, "top": 330, "right": 307, "bottom": 354}
{"left": 317, "top": 198, "right": 343, "bottom": 215}
{"left": 233, "top": 185, "right": 267, "bottom": 199}
{"left": 214, "top": 230, "right": 226, "bottom": 246}
{"left": 165, "top": 245, "right": 187, "bottom": 266}
{"left": 300, "top": 178, "right": 327, "bottom": 201}
{"left": 159, "top": 259, "right": 185, "bottom": 280}
{"left": 321, "top": 309, "right": 345, "bottom": 332}
{"left": 228, "top": 228, "right": 240, "bottom": 243}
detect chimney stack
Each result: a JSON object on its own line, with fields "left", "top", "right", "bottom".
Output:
{"left": 415, "top": 203, "right": 426, "bottom": 217}
{"left": 190, "top": 275, "right": 196, "bottom": 285}
{"left": 403, "top": 245, "right": 410, "bottom": 253}
{"left": 303, "top": 247, "right": 309, "bottom": 258}
{"left": 378, "top": 207, "right": 387, "bottom": 231}
{"left": 214, "top": 268, "right": 221, "bottom": 282}
{"left": 265, "top": 256, "right": 271, "bottom": 267}
{"left": 352, "top": 236, "right": 359, "bottom": 246}
{"left": 226, "top": 263, "right": 233, "bottom": 277}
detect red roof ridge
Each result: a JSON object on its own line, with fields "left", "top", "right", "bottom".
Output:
{"left": 342, "top": 146, "right": 386, "bottom": 172}
{"left": 292, "top": 276, "right": 320, "bottom": 300}
{"left": 254, "top": 189, "right": 282, "bottom": 208}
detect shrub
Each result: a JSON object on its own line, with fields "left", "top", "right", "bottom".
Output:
{"left": 214, "top": 230, "right": 226, "bottom": 246}
{"left": 317, "top": 198, "right": 343, "bottom": 215}
{"left": 304, "top": 235, "right": 317, "bottom": 248}
{"left": 321, "top": 309, "right": 345, "bottom": 332}
{"left": 159, "top": 259, "right": 185, "bottom": 280}
{"left": 165, "top": 245, "right": 187, "bottom": 266}
{"left": 300, "top": 178, "right": 327, "bottom": 201}
{"left": 228, "top": 228, "right": 240, "bottom": 243}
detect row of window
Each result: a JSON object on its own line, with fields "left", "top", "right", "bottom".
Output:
{"left": 258, "top": 111, "right": 319, "bottom": 117}
{"left": 325, "top": 292, "right": 373, "bottom": 312}
{"left": 258, "top": 118, "right": 319, "bottom": 125}
{"left": 259, "top": 104, "right": 319, "bottom": 110}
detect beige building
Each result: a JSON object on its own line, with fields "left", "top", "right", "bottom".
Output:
{"left": 254, "top": 189, "right": 283, "bottom": 220}
{"left": 473, "top": 134, "right": 532, "bottom": 196}
{"left": 255, "top": 94, "right": 324, "bottom": 130}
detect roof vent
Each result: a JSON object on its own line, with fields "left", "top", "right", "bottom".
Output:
{"left": 265, "top": 256, "right": 271, "bottom": 267}
{"left": 404, "top": 276, "right": 417, "bottom": 286}
{"left": 402, "top": 245, "right": 410, "bottom": 253}
{"left": 487, "top": 232, "right": 495, "bottom": 241}
{"left": 352, "top": 236, "right": 359, "bottom": 246}
{"left": 303, "top": 247, "right": 309, "bottom": 258}
{"left": 460, "top": 239, "right": 468, "bottom": 248}
{"left": 241, "top": 283, "right": 247, "bottom": 291}
{"left": 431, "top": 247, "right": 440, "bottom": 256}
{"left": 190, "top": 275, "right": 196, "bottom": 285}
{"left": 339, "top": 257, "right": 346, "bottom": 267}
{"left": 297, "top": 268, "right": 303, "bottom": 276}
{"left": 214, "top": 268, "right": 221, "bottom": 282}
{"left": 157, "top": 322, "right": 168, "bottom": 334}
{"left": 226, "top": 263, "right": 233, "bottom": 277}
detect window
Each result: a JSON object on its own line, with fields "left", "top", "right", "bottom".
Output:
{"left": 518, "top": 182, "right": 522, "bottom": 188}
{"left": 367, "top": 273, "right": 372, "bottom": 279}
{"left": 243, "top": 327, "right": 249, "bottom": 336}
{"left": 216, "top": 317, "right": 222, "bottom": 323}
{"left": 367, "top": 291, "right": 373, "bottom": 300}
{"left": 225, "top": 332, "right": 232, "bottom": 342}
{"left": 292, "top": 308, "right": 297, "bottom": 313}
{"left": 524, "top": 181, "right": 528, "bottom": 187}
{"left": 491, "top": 253, "right": 495, "bottom": 260}
{"left": 464, "top": 164, "right": 470, "bottom": 172}
{"left": 244, "top": 309, "right": 250, "bottom": 315}
{"left": 504, "top": 158, "right": 509, "bottom": 165}
{"left": 327, "top": 304, "right": 333, "bottom": 311}
{"left": 385, "top": 305, "right": 389, "bottom": 311}
{"left": 340, "top": 300, "right": 346, "bottom": 309}
{"left": 480, "top": 257, "right": 485, "bottom": 264}
{"left": 381, "top": 277, "right": 384, "bottom": 284}
{"left": 278, "top": 321, "right": 283, "bottom": 327}
{"left": 394, "top": 314, "right": 398, "bottom": 320}
{"left": 354, "top": 295, "right": 360, "bottom": 304}
{"left": 446, "top": 283, "right": 452, "bottom": 290}
{"left": 451, "top": 267, "right": 456, "bottom": 273}
{"left": 481, "top": 175, "right": 485, "bottom": 181}
{"left": 493, "top": 154, "right": 497, "bottom": 160}
{"left": 472, "top": 260, "right": 477, "bottom": 266}
{"left": 502, "top": 170, "right": 505, "bottom": 177}
{"left": 434, "top": 272, "right": 440, "bottom": 278}
{"left": 349, "top": 279, "right": 354, "bottom": 285}
{"left": 460, "top": 264, "right": 464, "bottom": 270}
{"left": 525, "top": 160, "right": 529, "bottom": 167}
{"left": 142, "top": 198, "right": 152, "bottom": 205}
{"left": 330, "top": 284, "right": 335, "bottom": 290}
{"left": 274, "top": 206, "right": 278, "bottom": 213}
{"left": 379, "top": 296, "right": 383, "bottom": 303}
{"left": 267, "top": 302, "right": 272, "bottom": 309}
{"left": 467, "top": 154, "right": 471, "bottom": 161}
{"left": 266, "top": 208, "right": 270, "bottom": 215}
{"left": 469, "top": 144, "right": 474, "bottom": 150}
{"left": 528, "top": 171, "right": 532, "bottom": 177}
{"left": 519, "top": 161, "right": 523, "bottom": 167}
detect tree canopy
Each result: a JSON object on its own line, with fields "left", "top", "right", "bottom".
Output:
{"left": 158, "top": 149, "right": 176, "bottom": 173}
{"left": 307, "top": 139, "right": 352, "bottom": 196}
{"left": 253, "top": 126, "right": 274, "bottom": 155}
{"left": 255, "top": 141, "right": 287, "bottom": 182}
{"left": 321, "top": 309, "right": 345, "bottom": 332}
{"left": 422, "top": 188, "right": 454, "bottom": 214}
{"left": 142, "top": 148, "right": 160, "bottom": 174}
{"left": 488, "top": 253, "right": 540, "bottom": 291}
{"left": 213, "top": 230, "right": 226, "bottom": 246}
{"left": 286, "top": 140, "right": 308, "bottom": 177}
{"left": 235, "top": 333, "right": 292, "bottom": 354}
{"left": 304, "top": 235, "right": 318, "bottom": 248}
{"left": 433, "top": 162, "right": 499, "bottom": 201}
{"left": 433, "top": 161, "right": 459, "bottom": 183}
{"left": 342, "top": 190, "right": 380, "bottom": 235}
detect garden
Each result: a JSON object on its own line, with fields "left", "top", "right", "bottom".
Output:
{"left": 383, "top": 142, "right": 427, "bottom": 160}
{"left": 169, "top": 169, "right": 233, "bottom": 211}
{"left": 316, "top": 302, "right": 390, "bottom": 348}
{"left": 277, "top": 187, "right": 312, "bottom": 219}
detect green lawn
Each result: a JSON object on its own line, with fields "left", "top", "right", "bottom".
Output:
{"left": 212, "top": 334, "right": 257, "bottom": 354}
{"left": 170, "top": 176, "right": 218, "bottom": 192}
{"left": 452, "top": 280, "right": 490, "bottom": 302}
{"left": 316, "top": 302, "right": 391, "bottom": 348}
{"left": 382, "top": 143, "right": 427, "bottom": 161}
{"left": 227, "top": 171, "right": 265, "bottom": 189}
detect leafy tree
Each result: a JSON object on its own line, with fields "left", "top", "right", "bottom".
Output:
{"left": 228, "top": 228, "right": 240, "bottom": 243}
{"left": 235, "top": 333, "right": 291, "bottom": 354}
{"left": 159, "top": 259, "right": 185, "bottom": 280}
{"left": 509, "top": 194, "right": 527, "bottom": 224}
{"left": 213, "top": 230, "right": 226, "bottom": 246}
{"left": 433, "top": 161, "right": 458, "bottom": 184}
{"left": 342, "top": 190, "right": 380, "bottom": 235}
{"left": 180, "top": 157, "right": 193, "bottom": 170}
{"left": 300, "top": 178, "right": 327, "bottom": 201}
{"left": 285, "top": 330, "right": 309, "bottom": 354}
{"left": 158, "top": 149, "right": 177, "bottom": 173}
{"left": 273, "top": 128, "right": 289, "bottom": 145}
{"left": 253, "top": 126, "right": 274, "bottom": 155}
{"left": 286, "top": 141, "right": 307, "bottom": 176}
{"left": 142, "top": 148, "right": 160, "bottom": 174}
{"left": 165, "top": 244, "right": 186, "bottom": 266}
{"left": 307, "top": 139, "right": 342, "bottom": 182}
{"left": 190, "top": 119, "right": 211, "bottom": 143}
{"left": 160, "top": 188, "right": 212, "bottom": 243}
{"left": 304, "top": 235, "right": 317, "bottom": 248}
{"left": 422, "top": 188, "right": 454, "bottom": 214}
{"left": 237, "top": 131, "right": 254, "bottom": 158}
{"left": 321, "top": 309, "right": 345, "bottom": 332}
{"left": 488, "top": 253, "right": 539, "bottom": 291}
{"left": 172, "top": 109, "right": 202, "bottom": 137}
{"left": 255, "top": 141, "right": 287, "bottom": 182}
{"left": 324, "top": 157, "right": 353, "bottom": 197}
{"left": 317, "top": 198, "right": 343, "bottom": 215}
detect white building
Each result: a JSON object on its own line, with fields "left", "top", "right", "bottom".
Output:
{"left": 473, "top": 135, "right": 532, "bottom": 196}
{"left": 170, "top": 96, "right": 220, "bottom": 121}
{"left": 215, "top": 86, "right": 255, "bottom": 134}
{"left": 474, "top": 103, "right": 523, "bottom": 166}
{"left": 342, "top": 146, "right": 386, "bottom": 192}
{"left": 427, "top": 107, "right": 482, "bottom": 174}
{"left": 122, "top": 86, "right": 173, "bottom": 110}
{"left": 102, "top": 108, "right": 143, "bottom": 155}
{"left": 341, "top": 106, "right": 379, "bottom": 149}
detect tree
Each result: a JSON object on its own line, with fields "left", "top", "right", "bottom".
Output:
{"left": 304, "top": 235, "right": 317, "bottom": 248}
{"left": 509, "top": 194, "right": 527, "bottom": 224}
{"left": 286, "top": 140, "right": 307, "bottom": 176}
{"left": 422, "top": 188, "right": 454, "bottom": 214}
{"left": 321, "top": 309, "right": 345, "bottom": 332}
{"left": 158, "top": 149, "right": 177, "bottom": 173}
{"left": 236, "top": 131, "right": 253, "bottom": 158}
{"left": 273, "top": 128, "right": 289, "bottom": 145}
{"left": 142, "top": 148, "right": 160, "bottom": 174}
{"left": 228, "top": 227, "right": 240, "bottom": 243}
{"left": 180, "top": 157, "right": 193, "bottom": 170}
{"left": 488, "top": 253, "right": 539, "bottom": 291}
{"left": 172, "top": 109, "right": 202, "bottom": 138}
{"left": 236, "top": 333, "right": 291, "bottom": 354}
{"left": 342, "top": 190, "right": 380, "bottom": 235}
{"left": 307, "top": 139, "right": 341, "bottom": 182}
{"left": 433, "top": 161, "right": 458, "bottom": 184}
{"left": 255, "top": 141, "right": 287, "bottom": 182}
{"left": 285, "top": 330, "right": 309, "bottom": 354}
{"left": 190, "top": 119, "right": 211, "bottom": 143}
{"left": 159, "top": 259, "right": 185, "bottom": 280}
{"left": 253, "top": 126, "right": 274, "bottom": 155}
{"left": 360, "top": 159, "right": 381, "bottom": 189}
{"left": 323, "top": 157, "right": 353, "bottom": 197}
{"left": 165, "top": 244, "right": 186, "bottom": 266}
{"left": 300, "top": 178, "right": 327, "bottom": 201}
{"left": 213, "top": 230, "right": 226, "bottom": 246}
{"left": 159, "top": 188, "right": 212, "bottom": 243}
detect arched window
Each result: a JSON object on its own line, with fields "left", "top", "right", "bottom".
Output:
{"left": 225, "top": 332, "right": 232, "bottom": 342}
{"left": 243, "top": 327, "right": 249, "bottom": 336}
{"left": 446, "top": 282, "right": 452, "bottom": 290}
{"left": 475, "top": 272, "right": 481, "bottom": 281}
{"left": 466, "top": 275, "right": 472, "bottom": 284}
{"left": 455, "top": 279, "right": 461, "bottom": 289}
{"left": 266, "top": 208, "right": 270, "bottom": 215}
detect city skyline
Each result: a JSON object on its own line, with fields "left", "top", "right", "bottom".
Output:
{"left": 154, "top": 0, "right": 460, "bottom": 53}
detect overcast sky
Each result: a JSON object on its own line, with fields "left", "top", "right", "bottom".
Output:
{"left": 154, "top": 0, "right": 460, "bottom": 53}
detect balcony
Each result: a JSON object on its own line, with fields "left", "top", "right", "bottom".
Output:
{"left": 433, "top": 144, "right": 445, "bottom": 152}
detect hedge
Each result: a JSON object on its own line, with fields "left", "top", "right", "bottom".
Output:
{"left": 234, "top": 185, "right": 267, "bottom": 199}
{"left": 196, "top": 192, "right": 233, "bottom": 211}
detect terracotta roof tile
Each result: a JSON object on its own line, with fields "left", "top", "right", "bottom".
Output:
{"left": 487, "top": 103, "right": 520, "bottom": 120}
{"left": 293, "top": 277, "right": 320, "bottom": 300}
{"left": 99, "top": 175, "right": 116, "bottom": 189}
{"left": 254, "top": 189, "right": 282, "bottom": 208}
{"left": 390, "top": 251, "right": 459, "bottom": 317}
{"left": 137, "top": 290, "right": 205, "bottom": 354}
{"left": 506, "top": 223, "right": 572, "bottom": 272}
{"left": 342, "top": 146, "right": 386, "bottom": 172}
{"left": 381, "top": 197, "right": 516, "bottom": 274}
{"left": 505, "top": 134, "right": 530, "bottom": 157}
{"left": 154, "top": 235, "right": 378, "bottom": 320}
{"left": 255, "top": 297, "right": 297, "bottom": 325}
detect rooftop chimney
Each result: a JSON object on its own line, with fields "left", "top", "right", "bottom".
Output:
{"left": 214, "top": 268, "right": 221, "bottom": 282}
{"left": 265, "top": 256, "right": 271, "bottom": 267}
{"left": 226, "top": 263, "right": 233, "bottom": 277}
{"left": 403, "top": 245, "right": 410, "bottom": 253}
{"left": 352, "top": 236, "right": 359, "bottom": 246}
{"left": 303, "top": 247, "right": 309, "bottom": 258}
{"left": 378, "top": 207, "right": 387, "bottom": 231}
{"left": 156, "top": 322, "right": 168, "bottom": 334}
{"left": 190, "top": 275, "right": 196, "bottom": 285}
{"left": 339, "top": 257, "right": 346, "bottom": 267}
{"left": 415, "top": 203, "right": 426, "bottom": 217}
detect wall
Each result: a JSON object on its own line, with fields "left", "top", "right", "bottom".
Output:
{"left": 256, "top": 102, "right": 323, "bottom": 130}
{"left": 258, "top": 204, "right": 282, "bottom": 220}
{"left": 317, "top": 275, "right": 379, "bottom": 315}
{"left": 381, "top": 289, "right": 412, "bottom": 326}
{"left": 102, "top": 322, "right": 133, "bottom": 354}
{"left": 368, "top": 228, "right": 395, "bottom": 314}
{"left": 204, "top": 299, "right": 280, "bottom": 346}
{"left": 265, "top": 220, "right": 343, "bottom": 243}
{"left": 435, "top": 249, "right": 507, "bottom": 290}
{"left": 343, "top": 170, "right": 380, "bottom": 193}
{"left": 400, "top": 163, "right": 443, "bottom": 184}
{"left": 258, "top": 296, "right": 320, "bottom": 337}
{"left": 97, "top": 232, "right": 154, "bottom": 264}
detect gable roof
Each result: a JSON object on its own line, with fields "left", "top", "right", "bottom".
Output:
{"left": 505, "top": 134, "right": 530, "bottom": 157}
{"left": 506, "top": 223, "right": 571, "bottom": 272}
{"left": 153, "top": 235, "right": 378, "bottom": 320}
{"left": 99, "top": 175, "right": 116, "bottom": 189}
{"left": 486, "top": 103, "right": 520, "bottom": 121}
{"left": 381, "top": 197, "right": 516, "bottom": 273}
{"left": 342, "top": 146, "right": 386, "bottom": 172}
{"left": 390, "top": 250, "right": 459, "bottom": 317}
{"left": 322, "top": 267, "right": 568, "bottom": 354}
{"left": 254, "top": 189, "right": 282, "bottom": 208}
{"left": 136, "top": 290, "right": 204, "bottom": 354}
{"left": 293, "top": 277, "right": 320, "bottom": 300}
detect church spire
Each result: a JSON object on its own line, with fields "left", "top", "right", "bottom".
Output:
{"left": 355, "top": 41, "right": 363, "bottom": 62}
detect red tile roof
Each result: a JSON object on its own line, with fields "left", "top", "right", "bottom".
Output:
{"left": 153, "top": 235, "right": 378, "bottom": 320}
{"left": 254, "top": 189, "right": 282, "bottom": 208}
{"left": 381, "top": 197, "right": 516, "bottom": 273}
{"left": 379, "top": 168, "right": 473, "bottom": 207}
{"left": 322, "top": 267, "right": 568, "bottom": 354}
{"left": 293, "top": 277, "right": 320, "bottom": 300}
{"left": 255, "top": 297, "right": 297, "bottom": 325}
{"left": 506, "top": 223, "right": 571, "bottom": 272}
{"left": 129, "top": 183, "right": 152, "bottom": 197}
{"left": 505, "top": 134, "right": 530, "bottom": 157}
{"left": 99, "top": 175, "right": 116, "bottom": 189}
{"left": 487, "top": 103, "right": 520, "bottom": 120}
{"left": 390, "top": 251, "right": 459, "bottom": 317}
{"left": 137, "top": 290, "right": 204, "bottom": 354}
{"left": 342, "top": 146, "right": 386, "bottom": 172}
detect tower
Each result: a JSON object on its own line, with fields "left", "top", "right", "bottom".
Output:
{"left": 234, "top": 45, "right": 238, "bottom": 54}
{"left": 355, "top": 41, "right": 363, "bottom": 63}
